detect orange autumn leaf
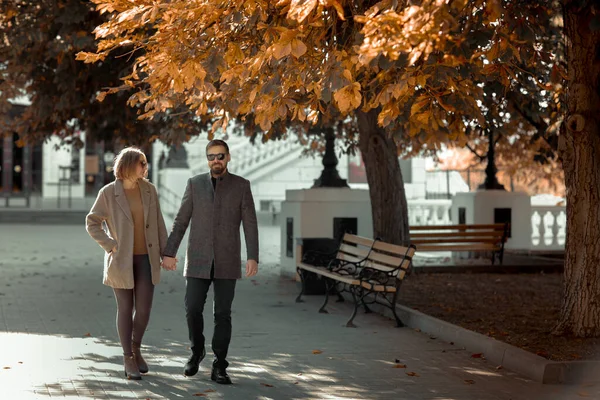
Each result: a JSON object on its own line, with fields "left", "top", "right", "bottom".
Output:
{"left": 406, "top": 372, "right": 419, "bottom": 377}
{"left": 312, "top": 350, "right": 323, "bottom": 354}
{"left": 393, "top": 364, "right": 407, "bottom": 368}
{"left": 333, "top": 82, "right": 362, "bottom": 113}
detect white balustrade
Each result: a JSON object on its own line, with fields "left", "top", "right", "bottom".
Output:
{"left": 407, "top": 199, "right": 452, "bottom": 226}
{"left": 530, "top": 206, "right": 566, "bottom": 251}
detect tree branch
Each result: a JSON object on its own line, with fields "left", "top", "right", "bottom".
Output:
{"left": 465, "top": 143, "right": 486, "bottom": 161}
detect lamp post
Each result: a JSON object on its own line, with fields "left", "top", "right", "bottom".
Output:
{"left": 311, "top": 126, "right": 349, "bottom": 188}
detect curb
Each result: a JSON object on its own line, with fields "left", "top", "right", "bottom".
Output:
{"left": 371, "top": 301, "right": 600, "bottom": 384}
{"left": 281, "top": 269, "right": 600, "bottom": 384}
{"left": 0, "top": 209, "right": 86, "bottom": 224}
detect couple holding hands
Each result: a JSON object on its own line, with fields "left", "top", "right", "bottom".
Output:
{"left": 85, "top": 139, "right": 258, "bottom": 384}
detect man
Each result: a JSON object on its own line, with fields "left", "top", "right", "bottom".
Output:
{"left": 162, "top": 139, "right": 259, "bottom": 384}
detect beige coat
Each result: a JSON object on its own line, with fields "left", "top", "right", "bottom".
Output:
{"left": 86, "top": 179, "right": 168, "bottom": 289}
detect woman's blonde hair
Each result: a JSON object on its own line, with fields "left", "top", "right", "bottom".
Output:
{"left": 113, "top": 147, "right": 146, "bottom": 180}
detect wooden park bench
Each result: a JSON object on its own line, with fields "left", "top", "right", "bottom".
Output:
{"left": 409, "top": 223, "right": 509, "bottom": 264}
{"left": 295, "top": 233, "right": 416, "bottom": 328}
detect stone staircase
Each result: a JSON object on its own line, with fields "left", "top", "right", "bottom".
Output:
{"left": 187, "top": 136, "right": 305, "bottom": 182}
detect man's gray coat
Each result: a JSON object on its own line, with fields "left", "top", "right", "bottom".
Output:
{"left": 163, "top": 171, "right": 259, "bottom": 279}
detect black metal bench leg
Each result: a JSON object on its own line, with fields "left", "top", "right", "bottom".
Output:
{"left": 362, "top": 299, "right": 373, "bottom": 314}
{"left": 295, "top": 268, "right": 305, "bottom": 303}
{"left": 335, "top": 283, "right": 345, "bottom": 303}
{"left": 319, "top": 279, "right": 332, "bottom": 314}
{"left": 345, "top": 288, "right": 359, "bottom": 328}
{"left": 391, "top": 292, "right": 404, "bottom": 327}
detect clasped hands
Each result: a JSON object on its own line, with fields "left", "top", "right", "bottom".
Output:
{"left": 161, "top": 256, "right": 258, "bottom": 276}
{"left": 161, "top": 256, "right": 178, "bottom": 271}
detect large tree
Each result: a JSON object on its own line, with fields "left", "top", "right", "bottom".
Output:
{"left": 81, "top": 0, "right": 600, "bottom": 336}
{"left": 0, "top": 0, "right": 203, "bottom": 146}
{"left": 553, "top": 0, "right": 600, "bottom": 337}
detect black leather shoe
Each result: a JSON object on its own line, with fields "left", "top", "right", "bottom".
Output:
{"left": 183, "top": 348, "right": 205, "bottom": 377}
{"left": 211, "top": 366, "right": 232, "bottom": 384}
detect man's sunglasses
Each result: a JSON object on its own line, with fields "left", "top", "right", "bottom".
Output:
{"left": 207, "top": 153, "right": 226, "bottom": 161}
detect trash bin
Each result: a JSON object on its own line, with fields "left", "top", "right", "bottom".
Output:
{"left": 297, "top": 237, "right": 339, "bottom": 295}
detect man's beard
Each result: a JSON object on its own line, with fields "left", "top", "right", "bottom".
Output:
{"left": 211, "top": 165, "right": 225, "bottom": 175}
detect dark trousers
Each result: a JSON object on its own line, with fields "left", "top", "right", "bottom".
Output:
{"left": 185, "top": 267, "right": 236, "bottom": 369}
{"left": 113, "top": 254, "right": 154, "bottom": 355}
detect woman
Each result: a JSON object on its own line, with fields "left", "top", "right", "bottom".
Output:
{"left": 86, "top": 147, "right": 174, "bottom": 380}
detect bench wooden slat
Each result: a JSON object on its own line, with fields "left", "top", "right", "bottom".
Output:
{"left": 410, "top": 224, "right": 507, "bottom": 231}
{"left": 339, "top": 244, "right": 404, "bottom": 270}
{"left": 371, "top": 240, "right": 414, "bottom": 256}
{"left": 341, "top": 234, "right": 374, "bottom": 248}
{"left": 338, "top": 243, "right": 371, "bottom": 258}
{"left": 360, "top": 281, "right": 397, "bottom": 292}
{"left": 410, "top": 231, "right": 504, "bottom": 239}
{"left": 411, "top": 237, "right": 502, "bottom": 244}
{"left": 416, "top": 244, "right": 499, "bottom": 252}
{"left": 297, "top": 263, "right": 360, "bottom": 285}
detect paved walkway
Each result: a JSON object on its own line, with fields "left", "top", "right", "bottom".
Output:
{"left": 0, "top": 223, "right": 596, "bottom": 399}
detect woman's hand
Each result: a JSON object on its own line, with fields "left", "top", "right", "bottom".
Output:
{"left": 161, "top": 256, "right": 177, "bottom": 271}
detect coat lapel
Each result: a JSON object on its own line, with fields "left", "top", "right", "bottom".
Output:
{"left": 114, "top": 180, "right": 133, "bottom": 224}
{"left": 140, "top": 180, "right": 151, "bottom": 224}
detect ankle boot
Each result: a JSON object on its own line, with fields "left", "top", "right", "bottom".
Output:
{"left": 123, "top": 354, "right": 142, "bottom": 380}
{"left": 132, "top": 342, "right": 148, "bottom": 373}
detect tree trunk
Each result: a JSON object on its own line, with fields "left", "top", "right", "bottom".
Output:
{"left": 553, "top": 3, "right": 600, "bottom": 337}
{"left": 356, "top": 109, "right": 410, "bottom": 246}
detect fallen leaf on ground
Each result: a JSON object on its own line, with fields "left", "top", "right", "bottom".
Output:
{"left": 464, "top": 379, "right": 475, "bottom": 384}
{"left": 3, "top": 367, "right": 10, "bottom": 369}
{"left": 406, "top": 372, "right": 419, "bottom": 377}
{"left": 205, "top": 389, "right": 215, "bottom": 393}
{"left": 312, "top": 350, "right": 322, "bottom": 354}
{"left": 471, "top": 353, "right": 483, "bottom": 358}
{"left": 192, "top": 394, "right": 206, "bottom": 397}
{"left": 84, "top": 332, "right": 92, "bottom": 337}
{"left": 414, "top": 328, "right": 421, "bottom": 332}
{"left": 393, "top": 364, "right": 407, "bottom": 369}
{"left": 261, "top": 383, "right": 274, "bottom": 387}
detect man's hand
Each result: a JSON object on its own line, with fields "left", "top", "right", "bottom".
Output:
{"left": 161, "top": 256, "right": 178, "bottom": 271}
{"left": 245, "top": 259, "right": 258, "bottom": 277}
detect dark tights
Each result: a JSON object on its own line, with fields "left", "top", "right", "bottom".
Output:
{"left": 113, "top": 254, "right": 155, "bottom": 356}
